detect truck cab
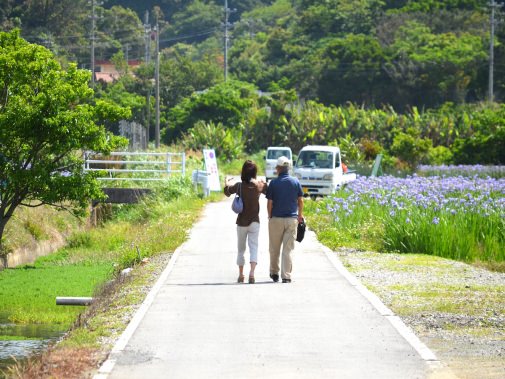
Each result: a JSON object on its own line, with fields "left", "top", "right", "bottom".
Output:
{"left": 264, "top": 146, "right": 293, "bottom": 181}
{"left": 294, "top": 145, "right": 356, "bottom": 196}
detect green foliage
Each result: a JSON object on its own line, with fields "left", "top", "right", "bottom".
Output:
{"left": 335, "top": 135, "right": 363, "bottom": 164}
{"left": 0, "top": 30, "right": 128, "bottom": 246}
{"left": 451, "top": 105, "right": 505, "bottom": 164}
{"left": 396, "top": 0, "right": 487, "bottom": 12}
{"left": 158, "top": 53, "right": 223, "bottom": 110}
{"left": 97, "top": 5, "right": 144, "bottom": 60}
{"left": 452, "top": 127, "right": 505, "bottom": 164}
{"left": 360, "top": 138, "right": 384, "bottom": 161}
{"left": 389, "top": 21, "right": 487, "bottom": 105}
{"left": 390, "top": 128, "right": 432, "bottom": 169}
{"left": 98, "top": 76, "right": 146, "bottom": 123}
{"left": 428, "top": 145, "right": 454, "bottom": 165}
{"left": 163, "top": 80, "right": 259, "bottom": 143}
{"left": 313, "top": 34, "right": 386, "bottom": 105}
{"left": 298, "top": 0, "right": 385, "bottom": 37}
{"left": 66, "top": 232, "right": 92, "bottom": 249}
{"left": 0, "top": 0, "right": 500, "bottom": 110}
{"left": 23, "top": 220, "right": 45, "bottom": 241}
{"left": 165, "top": 0, "right": 222, "bottom": 44}
{"left": 182, "top": 121, "right": 244, "bottom": 161}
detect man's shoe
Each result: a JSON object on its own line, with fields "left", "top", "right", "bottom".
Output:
{"left": 270, "top": 273, "right": 279, "bottom": 282}
{"left": 282, "top": 278, "right": 291, "bottom": 283}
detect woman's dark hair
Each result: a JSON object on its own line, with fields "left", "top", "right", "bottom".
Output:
{"left": 241, "top": 160, "right": 257, "bottom": 183}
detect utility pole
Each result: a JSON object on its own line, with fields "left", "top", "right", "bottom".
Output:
{"left": 489, "top": 0, "right": 503, "bottom": 103}
{"left": 125, "top": 43, "right": 130, "bottom": 71}
{"left": 224, "top": 0, "right": 229, "bottom": 81}
{"left": 155, "top": 23, "right": 160, "bottom": 148}
{"left": 223, "top": 1, "right": 235, "bottom": 81}
{"left": 90, "top": 0, "right": 96, "bottom": 87}
{"left": 144, "top": 10, "right": 151, "bottom": 64}
{"left": 144, "top": 11, "right": 151, "bottom": 148}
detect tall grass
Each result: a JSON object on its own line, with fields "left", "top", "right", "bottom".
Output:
{"left": 307, "top": 175, "right": 505, "bottom": 265}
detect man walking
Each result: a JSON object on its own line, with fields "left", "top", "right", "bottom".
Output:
{"left": 266, "top": 156, "right": 304, "bottom": 283}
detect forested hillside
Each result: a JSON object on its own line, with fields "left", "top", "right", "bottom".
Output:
{"left": 1, "top": 0, "right": 505, "bottom": 165}
{"left": 2, "top": 0, "right": 504, "bottom": 107}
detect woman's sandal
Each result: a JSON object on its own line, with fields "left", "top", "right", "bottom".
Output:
{"left": 237, "top": 274, "right": 245, "bottom": 283}
{"left": 248, "top": 276, "right": 255, "bottom": 284}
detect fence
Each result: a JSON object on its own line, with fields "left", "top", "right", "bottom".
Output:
{"left": 83, "top": 151, "right": 186, "bottom": 181}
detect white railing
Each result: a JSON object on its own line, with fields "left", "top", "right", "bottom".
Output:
{"left": 84, "top": 151, "right": 186, "bottom": 181}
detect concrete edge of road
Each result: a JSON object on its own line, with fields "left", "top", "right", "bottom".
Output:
{"left": 93, "top": 244, "right": 185, "bottom": 379}
{"left": 317, "top": 234, "right": 441, "bottom": 366}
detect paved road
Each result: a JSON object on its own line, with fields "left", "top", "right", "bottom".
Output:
{"left": 97, "top": 197, "right": 452, "bottom": 379}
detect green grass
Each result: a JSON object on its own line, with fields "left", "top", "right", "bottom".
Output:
{"left": 0, "top": 336, "right": 43, "bottom": 341}
{"left": 0, "top": 264, "right": 110, "bottom": 325}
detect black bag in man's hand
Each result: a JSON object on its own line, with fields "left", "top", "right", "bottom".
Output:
{"left": 296, "top": 218, "right": 306, "bottom": 242}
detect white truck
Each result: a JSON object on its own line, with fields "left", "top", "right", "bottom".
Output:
{"left": 294, "top": 145, "right": 356, "bottom": 197}
{"left": 264, "top": 146, "right": 293, "bottom": 181}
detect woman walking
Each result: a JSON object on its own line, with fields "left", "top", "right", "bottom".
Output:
{"left": 224, "top": 160, "right": 267, "bottom": 284}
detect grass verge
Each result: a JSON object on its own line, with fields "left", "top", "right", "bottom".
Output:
{"left": 1, "top": 176, "right": 217, "bottom": 378}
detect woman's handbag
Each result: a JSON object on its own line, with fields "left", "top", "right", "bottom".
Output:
{"left": 296, "top": 218, "right": 306, "bottom": 242}
{"left": 231, "top": 183, "right": 243, "bottom": 214}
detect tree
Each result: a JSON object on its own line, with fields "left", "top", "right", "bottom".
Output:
{"left": 165, "top": 0, "right": 222, "bottom": 45}
{"left": 314, "top": 34, "right": 386, "bottom": 105}
{"left": 0, "top": 30, "right": 128, "bottom": 260}
{"left": 96, "top": 5, "right": 144, "bottom": 62}
{"left": 297, "top": 0, "right": 385, "bottom": 37}
{"left": 163, "top": 80, "right": 258, "bottom": 143}
{"left": 159, "top": 52, "right": 222, "bottom": 109}
{"left": 386, "top": 21, "right": 487, "bottom": 108}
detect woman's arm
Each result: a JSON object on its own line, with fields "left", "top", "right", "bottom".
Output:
{"left": 223, "top": 179, "right": 237, "bottom": 197}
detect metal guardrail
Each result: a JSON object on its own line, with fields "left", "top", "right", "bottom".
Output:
{"left": 84, "top": 151, "right": 186, "bottom": 181}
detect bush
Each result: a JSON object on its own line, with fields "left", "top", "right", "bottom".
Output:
{"left": 67, "top": 232, "right": 92, "bottom": 248}
{"left": 390, "top": 129, "right": 432, "bottom": 169}
{"left": 428, "top": 145, "right": 453, "bottom": 165}
{"left": 359, "top": 138, "right": 383, "bottom": 161}
{"left": 182, "top": 121, "right": 244, "bottom": 161}
{"left": 452, "top": 127, "right": 505, "bottom": 164}
{"left": 163, "top": 80, "right": 258, "bottom": 143}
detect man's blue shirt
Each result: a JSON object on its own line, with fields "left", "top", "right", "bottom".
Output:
{"left": 266, "top": 172, "right": 303, "bottom": 218}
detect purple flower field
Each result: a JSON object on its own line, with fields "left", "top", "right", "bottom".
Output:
{"left": 417, "top": 165, "right": 505, "bottom": 178}
{"left": 316, "top": 174, "right": 505, "bottom": 263}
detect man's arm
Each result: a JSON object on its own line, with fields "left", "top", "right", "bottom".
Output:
{"left": 297, "top": 196, "right": 304, "bottom": 223}
{"left": 267, "top": 199, "right": 273, "bottom": 219}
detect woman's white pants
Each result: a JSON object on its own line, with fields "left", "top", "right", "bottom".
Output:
{"left": 236, "top": 222, "right": 260, "bottom": 265}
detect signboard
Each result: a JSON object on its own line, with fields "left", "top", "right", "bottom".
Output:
{"left": 203, "top": 149, "right": 221, "bottom": 191}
